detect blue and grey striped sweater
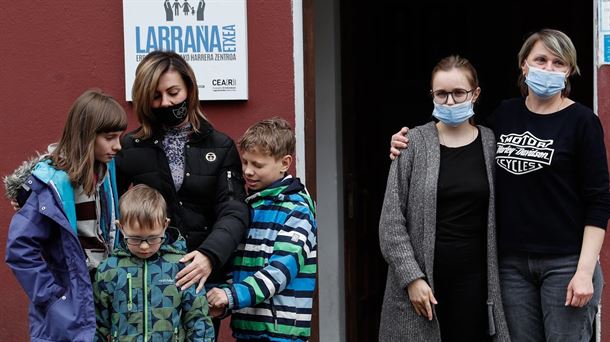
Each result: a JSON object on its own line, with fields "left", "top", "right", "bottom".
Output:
{"left": 226, "top": 175, "right": 317, "bottom": 342}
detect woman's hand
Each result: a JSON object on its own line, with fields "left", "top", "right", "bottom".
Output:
{"left": 176, "top": 250, "right": 213, "bottom": 293}
{"left": 565, "top": 226, "right": 605, "bottom": 307}
{"left": 407, "top": 278, "right": 437, "bottom": 321}
{"left": 565, "top": 270, "right": 594, "bottom": 307}
{"left": 390, "top": 127, "right": 409, "bottom": 160}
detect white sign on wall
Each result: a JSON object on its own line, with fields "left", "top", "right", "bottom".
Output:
{"left": 123, "top": 0, "right": 248, "bottom": 101}
{"left": 599, "top": 0, "right": 610, "bottom": 65}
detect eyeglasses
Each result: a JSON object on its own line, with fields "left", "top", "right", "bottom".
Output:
{"left": 431, "top": 88, "right": 473, "bottom": 104}
{"left": 123, "top": 235, "right": 166, "bottom": 246}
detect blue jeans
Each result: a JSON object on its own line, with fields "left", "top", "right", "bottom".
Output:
{"left": 499, "top": 252, "right": 602, "bottom": 342}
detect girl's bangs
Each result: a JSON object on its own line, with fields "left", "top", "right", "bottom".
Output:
{"left": 97, "top": 104, "right": 128, "bottom": 133}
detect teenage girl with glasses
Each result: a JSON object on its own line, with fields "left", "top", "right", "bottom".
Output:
{"left": 379, "top": 55, "right": 510, "bottom": 341}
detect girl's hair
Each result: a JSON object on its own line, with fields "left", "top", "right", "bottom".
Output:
{"left": 430, "top": 55, "right": 480, "bottom": 91}
{"left": 50, "top": 89, "right": 127, "bottom": 195}
{"left": 517, "top": 28, "right": 580, "bottom": 97}
{"left": 239, "top": 117, "right": 295, "bottom": 159}
{"left": 132, "top": 50, "right": 208, "bottom": 139}
{"left": 430, "top": 55, "right": 479, "bottom": 125}
{"left": 119, "top": 184, "right": 167, "bottom": 230}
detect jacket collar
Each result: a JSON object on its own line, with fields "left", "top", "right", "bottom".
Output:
{"left": 186, "top": 119, "right": 214, "bottom": 143}
{"left": 131, "top": 120, "right": 214, "bottom": 145}
{"left": 245, "top": 175, "right": 316, "bottom": 215}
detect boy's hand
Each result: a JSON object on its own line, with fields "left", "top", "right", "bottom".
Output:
{"left": 206, "top": 287, "right": 229, "bottom": 308}
{"left": 177, "top": 251, "right": 212, "bottom": 293}
{"left": 10, "top": 200, "right": 20, "bottom": 211}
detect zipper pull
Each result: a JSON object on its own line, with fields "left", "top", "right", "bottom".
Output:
{"left": 127, "top": 273, "right": 133, "bottom": 311}
{"left": 174, "top": 327, "right": 179, "bottom": 342}
{"left": 227, "top": 170, "right": 235, "bottom": 200}
{"left": 270, "top": 297, "right": 278, "bottom": 330}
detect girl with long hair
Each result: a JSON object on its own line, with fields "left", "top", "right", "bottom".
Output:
{"left": 5, "top": 89, "right": 127, "bottom": 341}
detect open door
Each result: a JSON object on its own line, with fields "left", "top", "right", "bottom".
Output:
{"left": 340, "top": 1, "right": 594, "bottom": 341}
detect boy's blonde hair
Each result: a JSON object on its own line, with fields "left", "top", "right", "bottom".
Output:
{"left": 119, "top": 184, "right": 167, "bottom": 230}
{"left": 238, "top": 117, "right": 295, "bottom": 159}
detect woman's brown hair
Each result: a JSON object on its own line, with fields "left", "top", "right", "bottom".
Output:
{"left": 132, "top": 51, "right": 208, "bottom": 139}
{"left": 50, "top": 89, "right": 127, "bottom": 195}
{"left": 431, "top": 55, "right": 480, "bottom": 93}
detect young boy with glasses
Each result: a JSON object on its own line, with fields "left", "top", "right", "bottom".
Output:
{"left": 93, "top": 184, "right": 215, "bottom": 342}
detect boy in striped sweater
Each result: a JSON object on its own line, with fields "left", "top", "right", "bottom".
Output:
{"left": 206, "top": 118, "right": 317, "bottom": 342}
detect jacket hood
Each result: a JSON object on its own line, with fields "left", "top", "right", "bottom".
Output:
{"left": 112, "top": 226, "right": 187, "bottom": 258}
{"left": 3, "top": 144, "right": 56, "bottom": 199}
{"left": 245, "top": 175, "right": 316, "bottom": 215}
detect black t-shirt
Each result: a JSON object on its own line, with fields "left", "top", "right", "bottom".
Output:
{"left": 493, "top": 98, "right": 610, "bottom": 254}
{"left": 435, "top": 130, "right": 489, "bottom": 272}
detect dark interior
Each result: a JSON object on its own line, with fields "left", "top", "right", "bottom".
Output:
{"left": 340, "top": 1, "right": 593, "bottom": 340}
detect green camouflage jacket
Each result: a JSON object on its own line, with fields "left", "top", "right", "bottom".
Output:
{"left": 94, "top": 229, "right": 214, "bottom": 342}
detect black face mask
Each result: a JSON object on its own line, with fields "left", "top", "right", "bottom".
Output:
{"left": 151, "top": 100, "right": 188, "bottom": 127}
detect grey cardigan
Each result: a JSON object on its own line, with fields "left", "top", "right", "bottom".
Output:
{"left": 378, "top": 122, "right": 510, "bottom": 341}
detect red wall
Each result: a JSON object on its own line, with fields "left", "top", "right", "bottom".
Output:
{"left": 598, "top": 65, "right": 610, "bottom": 341}
{"left": 0, "top": 2, "right": 295, "bottom": 341}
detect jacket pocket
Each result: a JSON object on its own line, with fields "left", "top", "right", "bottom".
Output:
{"left": 487, "top": 300, "right": 497, "bottom": 336}
{"left": 41, "top": 289, "right": 81, "bottom": 340}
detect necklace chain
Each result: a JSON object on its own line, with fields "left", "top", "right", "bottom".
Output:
{"left": 526, "top": 95, "right": 564, "bottom": 114}
{"left": 557, "top": 97, "right": 564, "bottom": 112}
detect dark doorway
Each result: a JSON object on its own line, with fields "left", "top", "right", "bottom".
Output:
{"left": 340, "top": 1, "right": 593, "bottom": 341}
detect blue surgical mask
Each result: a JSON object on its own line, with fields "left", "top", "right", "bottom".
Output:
{"left": 432, "top": 100, "right": 475, "bottom": 127}
{"left": 524, "top": 63, "right": 566, "bottom": 98}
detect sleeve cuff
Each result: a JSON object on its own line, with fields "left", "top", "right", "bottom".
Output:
{"left": 223, "top": 287, "right": 234, "bottom": 309}
{"left": 197, "top": 248, "right": 220, "bottom": 270}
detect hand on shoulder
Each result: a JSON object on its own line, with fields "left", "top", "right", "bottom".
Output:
{"left": 389, "top": 127, "right": 409, "bottom": 160}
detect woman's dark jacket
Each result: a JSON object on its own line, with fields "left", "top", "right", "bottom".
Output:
{"left": 115, "top": 121, "right": 249, "bottom": 281}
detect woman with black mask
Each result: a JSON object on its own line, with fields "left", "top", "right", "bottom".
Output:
{"left": 116, "top": 51, "right": 248, "bottom": 298}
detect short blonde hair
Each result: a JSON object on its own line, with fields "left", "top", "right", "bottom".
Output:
{"left": 119, "top": 184, "right": 167, "bottom": 231}
{"left": 238, "top": 117, "right": 295, "bottom": 159}
{"left": 517, "top": 29, "right": 580, "bottom": 97}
